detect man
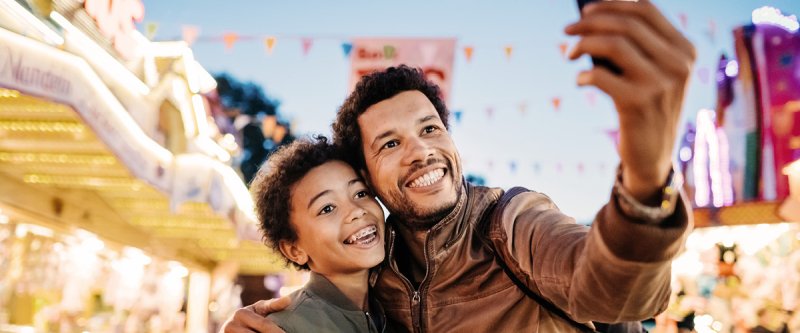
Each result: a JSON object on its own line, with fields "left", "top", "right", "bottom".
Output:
{"left": 224, "top": 0, "right": 695, "bottom": 331}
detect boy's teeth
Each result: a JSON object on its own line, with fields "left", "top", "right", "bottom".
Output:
{"left": 345, "top": 225, "right": 377, "bottom": 244}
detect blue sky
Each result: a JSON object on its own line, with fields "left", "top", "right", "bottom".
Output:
{"left": 140, "top": 0, "right": 799, "bottom": 222}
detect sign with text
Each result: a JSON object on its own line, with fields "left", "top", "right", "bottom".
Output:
{"left": 348, "top": 38, "right": 456, "bottom": 104}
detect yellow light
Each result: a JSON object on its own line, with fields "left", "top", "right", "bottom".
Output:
{"left": 0, "top": 120, "right": 85, "bottom": 133}
{"left": 15, "top": 223, "right": 54, "bottom": 238}
{"left": 0, "top": 152, "right": 116, "bottom": 165}
{"left": 0, "top": 88, "right": 20, "bottom": 98}
{"left": 208, "top": 301, "right": 219, "bottom": 312}
{"left": 131, "top": 216, "right": 227, "bottom": 228}
{"left": 23, "top": 173, "right": 143, "bottom": 189}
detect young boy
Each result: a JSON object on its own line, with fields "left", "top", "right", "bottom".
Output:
{"left": 250, "top": 136, "right": 388, "bottom": 332}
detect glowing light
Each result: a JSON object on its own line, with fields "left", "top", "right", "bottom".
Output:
{"left": 168, "top": 261, "right": 190, "bottom": 278}
{"left": 123, "top": 246, "right": 152, "bottom": 265}
{"left": 15, "top": 223, "right": 54, "bottom": 238}
{"left": 693, "top": 109, "right": 734, "bottom": 207}
{"left": 24, "top": 174, "right": 144, "bottom": 189}
{"left": 752, "top": 6, "right": 799, "bottom": 32}
{"left": 0, "top": 152, "right": 116, "bottom": 165}
{"left": 76, "top": 229, "right": 105, "bottom": 252}
{"left": 0, "top": 88, "right": 20, "bottom": 98}
{"left": 679, "top": 146, "right": 693, "bottom": 162}
{"left": 694, "top": 314, "right": 718, "bottom": 333}
{"left": 717, "top": 129, "right": 734, "bottom": 205}
{"left": 0, "top": 120, "right": 85, "bottom": 133}
{"left": 725, "top": 60, "right": 739, "bottom": 77}
{"left": 684, "top": 223, "right": 792, "bottom": 256}
{"left": 208, "top": 301, "right": 219, "bottom": 312}
{"left": 0, "top": 209, "right": 8, "bottom": 224}
{"left": 220, "top": 133, "right": 239, "bottom": 152}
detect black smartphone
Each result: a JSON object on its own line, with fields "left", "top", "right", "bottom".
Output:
{"left": 577, "top": 0, "right": 623, "bottom": 74}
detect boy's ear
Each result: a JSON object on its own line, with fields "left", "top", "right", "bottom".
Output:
{"left": 279, "top": 240, "right": 308, "bottom": 266}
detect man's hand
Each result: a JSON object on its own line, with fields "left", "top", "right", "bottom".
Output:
{"left": 220, "top": 297, "right": 291, "bottom": 333}
{"left": 566, "top": 0, "right": 696, "bottom": 203}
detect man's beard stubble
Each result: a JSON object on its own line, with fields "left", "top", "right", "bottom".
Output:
{"left": 379, "top": 158, "right": 463, "bottom": 231}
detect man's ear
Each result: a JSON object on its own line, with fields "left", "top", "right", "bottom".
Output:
{"left": 279, "top": 240, "right": 308, "bottom": 266}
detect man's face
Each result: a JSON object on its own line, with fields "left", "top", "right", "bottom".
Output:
{"left": 357, "top": 90, "right": 462, "bottom": 227}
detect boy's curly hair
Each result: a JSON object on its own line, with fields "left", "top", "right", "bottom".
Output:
{"left": 250, "top": 135, "right": 342, "bottom": 270}
{"left": 332, "top": 65, "right": 450, "bottom": 170}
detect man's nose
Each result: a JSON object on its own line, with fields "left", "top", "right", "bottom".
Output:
{"left": 402, "top": 136, "right": 434, "bottom": 165}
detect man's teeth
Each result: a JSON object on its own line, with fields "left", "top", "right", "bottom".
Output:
{"left": 344, "top": 225, "right": 377, "bottom": 244}
{"left": 409, "top": 169, "right": 445, "bottom": 188}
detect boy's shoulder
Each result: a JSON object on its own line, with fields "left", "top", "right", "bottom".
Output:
{"left": 266, "top": 287, "right": 356, "bottom": 332}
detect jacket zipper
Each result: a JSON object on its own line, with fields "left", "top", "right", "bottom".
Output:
{"left": 388, "top": 228, "right": 432, "bottom": 333}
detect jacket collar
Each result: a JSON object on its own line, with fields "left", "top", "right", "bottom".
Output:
{"left": 387, "top": 179, "right": 472, "bottom": 254}
{"left": 305, "top": 272, "right": 363, "bottom": 311}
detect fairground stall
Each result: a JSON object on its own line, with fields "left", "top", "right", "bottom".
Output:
{"left": 0, "top": 0, "right": 285, "bottom": 332}
{"left": 661, "top": 6, "right": 800, "bottom": 333}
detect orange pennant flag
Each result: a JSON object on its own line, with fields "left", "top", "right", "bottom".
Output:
{"left": 182, "top": 25, "right": 200, "bottom": 45}
{"left": 223, "top": 33, "right": 239, "bottom": 51}
{"left": 552, "top": 97, "right": 561, "bottom": 111}
{"left": 558, "top": 42, "right": 569, "bottom": 58}
{"left": 504, "top": 45, "right": 513, "bottom": 60}
{"left": 464, "top": 46, "right": 474, "bottom": 63}
{"left": 264, "top": 36, "right": 277, "bottom": 54}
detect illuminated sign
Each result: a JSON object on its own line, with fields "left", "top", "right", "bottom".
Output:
{"left": 84, "top": 0, "right": 145, "bottom": 59}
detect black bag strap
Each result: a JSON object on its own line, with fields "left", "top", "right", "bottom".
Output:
{"left": 478, "top": 187, "right": 597, "bottom": 333}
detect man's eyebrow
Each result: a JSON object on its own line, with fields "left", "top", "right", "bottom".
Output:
{"left": 370, "top": 129, "right": 396, "bottom": 149}
{"left": 369, "top": 114, "right": 438, "bottom": 148}
{"left": 307, "top": 189, "right": 331, "bottom": 210}
{"left": 418, "top": 115, "right": 437, "bottom": 124}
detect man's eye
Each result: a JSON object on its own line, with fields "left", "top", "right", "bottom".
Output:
{"left": 382, "top": 140, "right": 398, "bottom": 149}
{"left": 319, "top": 205, "right": 335, "bottom": 215}
{"left": 423, "top": 126, "right": 437, "bottom": 134}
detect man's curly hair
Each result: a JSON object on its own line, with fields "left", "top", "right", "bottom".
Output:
{"left": 332, "top": 65, "right": 450, "bottom": 170}
{"left": 250, "top": 135, "right": 342, "bottom": 270}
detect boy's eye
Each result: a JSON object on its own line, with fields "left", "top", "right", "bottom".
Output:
{"left": 319, "top": 205, "right": 335, "bottom": 215}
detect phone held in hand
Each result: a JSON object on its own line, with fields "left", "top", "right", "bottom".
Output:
{"left": 576, "top": 0, "right": 624, "bottom": 74}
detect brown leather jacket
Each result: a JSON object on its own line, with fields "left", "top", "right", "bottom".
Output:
{"left": 372, "top": 181, "right": 691, "bottom": 332}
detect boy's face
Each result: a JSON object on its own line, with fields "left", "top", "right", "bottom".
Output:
{"left": 288, "top": 160, "right": 385, "bottom": 275}
{"left": 357, "top": 90, "right": 462, "bottom": 227}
